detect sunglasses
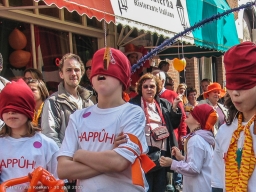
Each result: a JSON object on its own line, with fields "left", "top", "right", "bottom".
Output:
{"left": 23, "top": 77, "right": 33, "bottom": 82}
{"left": 26, "top": 79, "right": 39, "bottom": 84}
{"left": 85, "top": 66, "right": 91, "bottom": 71}
{"left": 142, "top": 84, "right": 156, "bottom": 89}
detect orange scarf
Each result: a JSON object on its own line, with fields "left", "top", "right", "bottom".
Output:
{"left": 32, "top": 102, "right": 44, "bottom": 127}
{"left": 225, "top": 113, "right": 256, "bottom": 192}
{"left": 118, "top": 133, "right": 155, "bottom": 187}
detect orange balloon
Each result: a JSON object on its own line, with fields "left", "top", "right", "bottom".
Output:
{"left": 9, "top": 50, "right": 31, "bottom": 68}
{"left": 173, "top": 58, "right": 186, "bottom": 72}
{"left": 9, "top": 28, "right": 27, "bottom": 50}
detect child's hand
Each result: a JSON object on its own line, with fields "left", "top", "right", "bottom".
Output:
{"left": 113, "top": 132, "right": 127, "bottom": 148}
{"left": 159, "top": 156, "right": 172, "bottom": 167}
{"left": 171, "top": 146, "right": 184, "bottom": 161}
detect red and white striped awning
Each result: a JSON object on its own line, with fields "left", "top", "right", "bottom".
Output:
{"left": 35, "top": 0, "right": 194, "bottom": 43}
{"left": 35, "top": 0, "right": 115, "bottom": 23}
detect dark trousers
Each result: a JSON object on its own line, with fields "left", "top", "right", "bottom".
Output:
{"left": 212, "top": 187, "right": 223, "bottom": 192}
{"left": 146, "top": 146, "right": 167, "bottom": 192}
{"left": 146, "top": 167, "right": 167, "bottom": 192}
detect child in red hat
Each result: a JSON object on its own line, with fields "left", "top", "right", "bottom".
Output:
{"left": 57, "top": 48, "right": 154, "bottom": 192}
{"left": 159, "top": 104, "right": 217, "bottom": 192}
{"left": 211, "top": 41, "right": 256, "bottom": 192}
{"left": 0, "top": 79, "right": 59, "bottom": 191}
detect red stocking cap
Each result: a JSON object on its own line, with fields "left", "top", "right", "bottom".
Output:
{"left": 224, "top": 41, "right": 256, "bottom": 90}
{"left": 0, "top": 79, "right": 35, "bottom": 120}
{"left": 190, "top": 104, "right": 217, "bottom": 131}
{"left": 90, "top": 48, "right": 131, "bottom": 90}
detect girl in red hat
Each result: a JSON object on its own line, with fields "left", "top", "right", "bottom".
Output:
{"left": 159, "top": 104, "right": 217, "bottom": 192}
{"left": 212, "top": 42, "right": 256, "bottom": 192}
{"left": 0, "top": 79, "right": 59, "bottom": 191}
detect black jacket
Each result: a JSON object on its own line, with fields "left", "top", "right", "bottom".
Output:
{"left": 129, "top": 95, "right": 182, "bottom": 152}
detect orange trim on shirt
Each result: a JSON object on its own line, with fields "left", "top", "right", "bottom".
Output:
{"left": 118, "top": 133, "right": 155, "bottom": 187}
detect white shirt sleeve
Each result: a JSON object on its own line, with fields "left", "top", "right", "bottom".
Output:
{"left": 171, "top": 136, "right": 206, "bottom": 176}
{"left": 113, "top": 105, "right": 147, "bottom": 163}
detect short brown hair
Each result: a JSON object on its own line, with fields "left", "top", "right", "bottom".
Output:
{"left": 136, "top": 73, "right": 162, "bottom": 96}
{"left": 59, "top": 53, "right": 85, "bottom": 75}
{"left": 187, "top": 87, "right": 197, "bottom": 96}
{"left": 0, "top": 121, "right": 41, "bottom": 138}
{"left": 27, "top": 79, "right": 49, "bottom": 101}
{"left": 201, "top": 78, "right": 212, "bottom": 84}
{"left": 24, "top": 68, "right": 44, "bottom": 81}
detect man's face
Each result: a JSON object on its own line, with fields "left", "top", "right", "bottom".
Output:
{"left": 85, "top": 59, "right": 92, "bottom": 79}
{"left": 201, "top": 81, "right": 210, "bottom": 92}
{"left": 127, "top": 53, "right": 138, "bottom": 66}
{"left": 162, "top": 64, "right": 170, "bottom": 72}
{"left": 59, "top": 58, "right": 83, "bottom": 89}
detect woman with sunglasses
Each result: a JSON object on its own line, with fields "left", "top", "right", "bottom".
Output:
{"left": 23, "top": 68, "right": 44, "bottom": 83}
{"left": 27, "top": 79, "right": 49, "bottom": 128}
{"left": 130, "top": 73, "right": 182, "bottom": 192}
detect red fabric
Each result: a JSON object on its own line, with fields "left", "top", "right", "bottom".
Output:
{"left": 160, "top": 89, "right": 187, "bottom": 143}
{"left": 128, "top": 91, "right": 138, "bottom": 99}
{"left": 224, "top": 41, "right": 256, "bottom": 90}
{"left": 138, "top": 46, "right": 150, "bottom": 68}
{"left": 39, "top": 0, "right": 115, "bottom": 23}
{"left": 90, "top": 48, "right": 131, "bottom": 90}
{"left": 131, "top": 68, "right": 143, "bottom": 86}
{"left": 0, "top": 79, "right": 35, "bottom": 120}
{"left": 190, "top": 104, "right": 216, "bottom": 130}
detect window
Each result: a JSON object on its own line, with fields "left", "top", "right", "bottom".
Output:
{"left": 38, "top": 1, "right": 59, "bottom": 18}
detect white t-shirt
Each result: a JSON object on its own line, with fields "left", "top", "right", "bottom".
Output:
{"left": 211, "top": 119, "right": 256, "bottom": 192}
{"left": 58, "top": 103, "right": 149, "bottom": 192}
{"left": 171, "top": 135, "right": 213, "bottom": 192}
{"left": 0, "top": 132, "right": 59, "bottom": 192}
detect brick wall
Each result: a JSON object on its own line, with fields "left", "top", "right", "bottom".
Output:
{"left": 184, "top": 58, "right": 200, "bottom": 97}
{"left": 167, "top": 58, "right": 201, "bottom": 96}
{"left": 226, "top": 0, "right": 238, "bottom": 20}
{"left": 167, "top": 60, "right": 180, "bottom": 92}
{"left": 216, "top": 56, "right": 226, "bottom": 88}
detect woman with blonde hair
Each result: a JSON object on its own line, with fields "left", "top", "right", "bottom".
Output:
{"left": 176, "top": 83, "right": 188, "bottom": 105}
{"left": 27, "top": 79, "right": 49, "bottom": 128}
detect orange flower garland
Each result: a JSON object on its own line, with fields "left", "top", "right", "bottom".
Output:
{"left": 225, "top": 113, "right": 256, "bottom": 192}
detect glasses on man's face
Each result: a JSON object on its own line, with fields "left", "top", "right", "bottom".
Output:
{"left": 85, "top": 66, "right": 91, "bottom": 71}
{"left": 142, "top": 84, "right": 156, "bottom": 89}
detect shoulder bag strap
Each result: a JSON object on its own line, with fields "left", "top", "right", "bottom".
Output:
{"left": 142, "top": 98, "right": 163, "bottom": 149}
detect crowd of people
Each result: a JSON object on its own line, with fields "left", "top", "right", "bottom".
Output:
{"left": 0, "top": 41, "right": 256, "bottom": 192}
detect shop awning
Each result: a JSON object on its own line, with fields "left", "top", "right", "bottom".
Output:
{"left": 35, "top": 0, "right": 194, "bottom": 43}
{"left": 34, "top": 0, "right": 115, "bottom": 23}
{"left": 186, "top": 0, "right": 239, "bottom": 52}
{"left": 35, "top": 0, "right": 239, "bottom": 56}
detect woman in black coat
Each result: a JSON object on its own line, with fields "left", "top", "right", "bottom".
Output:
{"left": 129, "top": 73, "right": 182, "bottom": 192}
